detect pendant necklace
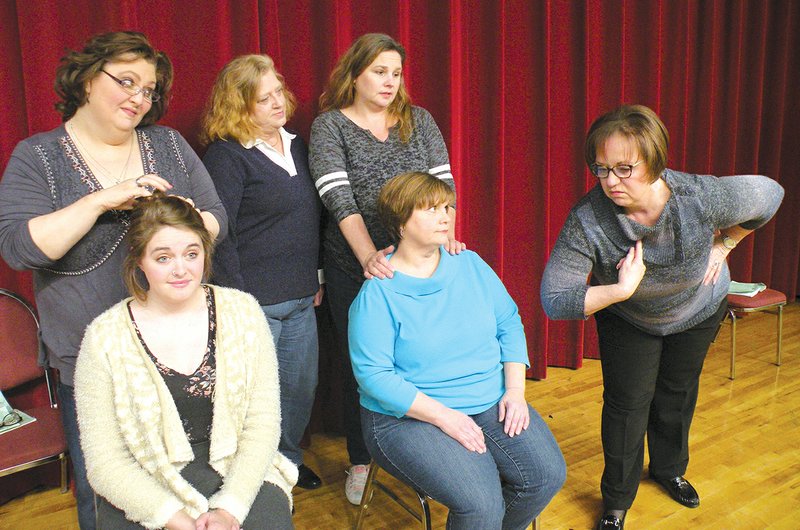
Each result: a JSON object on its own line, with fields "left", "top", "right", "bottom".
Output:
{"left": 68, "top": 121, "right": 134, "bottom": 186}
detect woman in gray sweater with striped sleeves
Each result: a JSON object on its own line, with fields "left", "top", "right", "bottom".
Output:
{"left": 540, "top": 104, "right": 783, "bottom": 530}
{"left": 309, "top": 33, "right": 464, "bottom": 504}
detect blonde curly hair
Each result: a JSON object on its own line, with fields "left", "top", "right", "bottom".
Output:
{"left": 200, "top": 54, "right": 297, "bottom": 145}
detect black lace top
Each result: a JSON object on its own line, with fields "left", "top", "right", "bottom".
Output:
{"left": 127, "top": 285, "right": 217, "bottom": 443}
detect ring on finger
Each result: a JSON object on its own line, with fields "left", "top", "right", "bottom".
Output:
{"left": 135, "top": 176, "right": 145, "bottom": 188}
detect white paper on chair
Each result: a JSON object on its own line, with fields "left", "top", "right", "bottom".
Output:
{"left": 728, "top": 281, "right": 767, "bottom": 297}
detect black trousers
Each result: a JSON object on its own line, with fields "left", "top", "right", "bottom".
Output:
{"left": 324, "top": 264, "right": 371, "bottom": 465}
{"left": 595, "top": 300, "right": 727, "bottom": 510}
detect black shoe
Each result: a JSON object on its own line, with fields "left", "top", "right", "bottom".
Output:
{"left": 595, "top": 510, "right": 626, "bottom": 530}
{"left": 296, "top": 464, "right": 322, "bottom": 490}
{"left": 652, "top": 475, "right": 700, "bottom": 508}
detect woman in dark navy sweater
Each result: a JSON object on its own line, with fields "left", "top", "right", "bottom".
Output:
{"left": 201, "top": 54, "right": 323, "bottom": 491}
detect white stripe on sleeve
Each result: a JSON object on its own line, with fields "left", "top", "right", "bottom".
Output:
{"left": 315, "top": 171, "right": 348, "bottom": 190}
{"left": 318, "top": 180, "right": 351, "bottom": 197}
{"left": 428, "top": 164, "right": 451, "bottom": 176}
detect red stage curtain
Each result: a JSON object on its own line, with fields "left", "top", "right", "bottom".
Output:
{"left": 2, "top": 0, "right": 798, "bottom": 379}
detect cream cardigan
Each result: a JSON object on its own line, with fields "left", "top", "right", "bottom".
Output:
{"left": 75, "top": 286, "right": 297, "bottom": 529}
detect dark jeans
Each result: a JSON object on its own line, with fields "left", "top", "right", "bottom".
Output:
{"left": 362, "top": 404, "right": 566, "bottom": 530}
{"left": 595, "top": 300, "right": 727, "bottom": 510}
{"left": 324, "top": 265, "right": 371, "bottom": 465}
{"left": 58, "top": 381, "right": 96, "bottom": 530}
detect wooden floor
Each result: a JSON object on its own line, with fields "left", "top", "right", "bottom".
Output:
{"left": 2, "top": 302, "right": 799, "bottom": 529}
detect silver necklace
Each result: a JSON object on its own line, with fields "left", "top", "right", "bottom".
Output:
{"left": 68, "top": 122, "right": 134, "bottom": 185}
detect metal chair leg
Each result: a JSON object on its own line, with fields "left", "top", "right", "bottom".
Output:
{"left": 354, "top": 463, "right": 379, "bottom": 530}
{"left": 59, "top": 453, "right": 68, "bottom": 493}
{"left": 729, "top": 309, "right": 737, "bottom": 380}
{"left": 415, "top": 491, "right": 431, "bottom": 529}
{"left": 356, "top": 460, "right": 433, "bottom": 529}
{"left": 776, "top": 304, "right": 783, "bottom": 366}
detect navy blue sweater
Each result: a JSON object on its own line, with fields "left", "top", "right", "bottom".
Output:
{"left": 203, "top": 135, "right": 321, "bottom": 305}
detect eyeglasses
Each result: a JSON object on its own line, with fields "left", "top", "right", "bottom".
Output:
{"left": 590, "top": 160, "right": 643, "bottom": 179}
{"left": 102, "top": 70, "right": 161, "bottom": 103}
{"left": 2, "top": 411, "right": 21, "bottom": 427}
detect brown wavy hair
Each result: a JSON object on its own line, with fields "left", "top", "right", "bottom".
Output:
{"left": 378, "top": 172, "right": 455, "bottom": 242}
{"left": 200, "top": 54, "right": 298, "bottom": 145}
{"left": 585, "top": 104, "right": 669, "bottom": 184}
{"left": 54, "top": 31, "right": 173, "bottom": 125}
{"left": 319, "top": 33, "right": 414, "bottom": 142}
{"left": 123, "top": 193, "right": 214, "bottom": 301}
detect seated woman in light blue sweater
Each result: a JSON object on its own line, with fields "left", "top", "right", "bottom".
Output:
{"left": 348, "top": 172, "right": 565, "bottom": 530}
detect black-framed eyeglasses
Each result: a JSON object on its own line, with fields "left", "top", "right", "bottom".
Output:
{"left": 2, "top": 411, "right": 21, "bottom": 427}
{"left": 590, "top": 160, "right": 643, "bottom": 179}
{"left": 102, "top": 70, "right": 161, "bottom": 103}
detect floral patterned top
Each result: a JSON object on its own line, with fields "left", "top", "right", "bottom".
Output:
{"left": 127, "top": 285, "right": 217, "bottom": 443}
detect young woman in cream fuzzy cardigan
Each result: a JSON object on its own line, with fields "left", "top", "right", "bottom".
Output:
{"left": 75, "top": 194, "right": 296, "bottom": 530}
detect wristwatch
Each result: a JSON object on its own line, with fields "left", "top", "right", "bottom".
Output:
{"left": 721, "top": 235, "right": 738, "bottom": 250}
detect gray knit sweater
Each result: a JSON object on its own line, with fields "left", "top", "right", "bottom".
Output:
{"left": 540, "top": 169, "right": 783, "bottom": 335}
{"left": 309, "top": 106, "right": 454, "bottom": 282}
{"left": 0, "top": 124, "right": 227, "bottom": 385}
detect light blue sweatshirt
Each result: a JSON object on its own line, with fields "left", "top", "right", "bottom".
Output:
{"left": 348, "top": 248, "right": 529, "bottom": 418}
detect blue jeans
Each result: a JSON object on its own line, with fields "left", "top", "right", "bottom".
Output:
{"left": 362, "top": 403, "right": 566, "bottom": 530}
{"left": 262, "top": 295, "right": 319, "bottom": 466}
{"left": 58, "top": 381, "right": 96, "bottom": 530}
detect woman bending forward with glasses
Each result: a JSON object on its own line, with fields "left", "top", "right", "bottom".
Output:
{"left": 349, "top": 172, "right": 565, "bottom": 529}
{"left": 540, "top": 105, "right": 783, "bottom": 530}
{"left": 0, "top": 31, "right": 226, "bottom": 529}
{"left": 75, "top": 194, "right": 295, "bottom": 530}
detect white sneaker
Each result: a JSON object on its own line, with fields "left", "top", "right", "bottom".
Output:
{"left": 345, "top": 464, "right": 370, "bottom": 505}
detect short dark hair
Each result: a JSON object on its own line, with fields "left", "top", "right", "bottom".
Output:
{"left": 378, "top": 172, "right": 455, "bottom": 242}
{"left": 585, "top": 104, "right": 669, "bottom": 184}
{"left": 123, "top": 193, "right": 214, "bottom": 301}
{"left": 54, "top": 31, "right": 173, "bottom": 125}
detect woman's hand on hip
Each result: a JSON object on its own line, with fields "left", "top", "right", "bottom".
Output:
{"left": 437, "top": 408, "right": 486, "bottom": 453}
{"left": 498, "top": 388, "right": 530, "bottom": 437}
{"left": 362, "top": 245, "right": 395, "bottom": 280}
{"left": 702, "top": 244, "right": 729, "bottom": 286}
{"left": 616, "top": 240, "right": 646, "bottom": 299}
{"left": 313, "top": 285, "right": 325, "bottom": 307}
